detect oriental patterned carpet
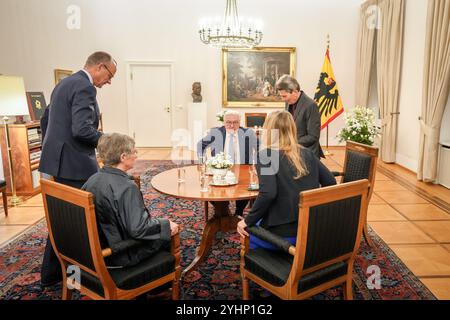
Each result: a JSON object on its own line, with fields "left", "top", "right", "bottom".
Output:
{"left": 0, "top": 160, "right": 436, "bottom": 300}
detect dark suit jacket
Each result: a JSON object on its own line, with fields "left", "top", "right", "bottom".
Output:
{"left": 286, "top": 91, "right": 324, "bottom": 158}
{"left": 39, "top": 70, "right": 102, "bottom": 181}
{"left": 197, "top": 126, "right": 258, "bottom": 164}
{"left": 40, "top": 106, "right": 50, "bottom": 140}
{"left": 82, "top": 166, "right": 171, "bottom": 267}
{"left": 245, "top": 148, "right": 336, "bottom": 237}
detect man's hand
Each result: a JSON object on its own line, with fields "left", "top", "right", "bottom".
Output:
{"left": 169, "top": 220, "right": 179, "bottom": 236}
{"left": 237, "top": 219, "right": 249, "bottom": 238}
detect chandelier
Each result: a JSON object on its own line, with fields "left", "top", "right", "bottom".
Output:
{"left": 198, "top": 0, "right": 263, "bottom": 48}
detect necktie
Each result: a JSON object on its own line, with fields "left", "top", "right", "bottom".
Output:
{"left": 228, "top": 134, "right": 236, "bottom": 163}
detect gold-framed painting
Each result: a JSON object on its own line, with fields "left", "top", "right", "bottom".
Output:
{"left": 222, "top": 47, "right": 296, "bottom": 108}
{"left": 54, "top": 69, "right": 73, "bottom": 85}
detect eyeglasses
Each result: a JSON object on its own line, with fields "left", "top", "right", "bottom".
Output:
{"left": 225, "top": 121, "right": 240, "bottom": 125}
{"left": 126, "top": 149, "right": 138, "bottom": 156}
{"left": 102, "top": 64, "right": 114, "bottom": 80}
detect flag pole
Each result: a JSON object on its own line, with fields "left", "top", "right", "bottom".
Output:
{"left": 323, "top": 34, "right": 333, "bottom": 157}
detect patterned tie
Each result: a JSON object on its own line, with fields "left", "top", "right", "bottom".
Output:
{"left": 228, "top": 134, "right": 236, "bottom": 163}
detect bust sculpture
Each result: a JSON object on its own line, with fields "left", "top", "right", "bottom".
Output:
{"left": 191, "top": 82, "right": 202, "bottom": 103}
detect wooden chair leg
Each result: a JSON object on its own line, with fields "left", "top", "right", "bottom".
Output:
{"left": 61, "top": 278, "right": 73, "bottom": 300}
{"left": 2, "top": 190, "right": 8, "bottom": 217}
{"left": 343, "top": 278, "right": 353, "bottom": 300}
{"left": 242, "top": 274, "right": 250, "bottom": 300}
{"left": 363, "top": 223, "right": 374, "bottom": 247}
{"left": 172, "top": 278, "right": 180, "bottom": 300}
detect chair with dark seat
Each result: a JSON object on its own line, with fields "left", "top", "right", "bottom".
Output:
{"left": 240, "top": 180, "right": 369, "bottom": 300}
{"left": 0, "top": 179, "right": 7, "bottom": 216}
{"left": 332, "top": 141, "right": 379, "bottom": 247}
{"left": 245, "top": 113, "right": 267, "bottom": 128}
{"left": 40, "top": 179, "right": 181, "bottom": 300}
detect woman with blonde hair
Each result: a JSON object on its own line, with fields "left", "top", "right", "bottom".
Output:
{"left": 237, "top": 110, "right": 336, "bottom": 249}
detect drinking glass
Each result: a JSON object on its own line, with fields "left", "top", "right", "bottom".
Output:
{"left": 200, "top": 173, "right": 209, "bottom": 192}
{"left": 177, "top": 167, "right": 186, "bottom": 183}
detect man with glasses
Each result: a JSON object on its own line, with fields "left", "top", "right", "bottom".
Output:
{"left": 197, "top": 110, "right": 258, "bottom": 216}
{"left": 39, "top": 51, "right": 117, "bottom": 287}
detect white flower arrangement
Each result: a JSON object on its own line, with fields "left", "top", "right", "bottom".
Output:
{"left": 207, "top": 152, "right": 233, "bottom": 170}
{"left": 337, "top": 106, "right": 380, "bottom": 146}
{"left": 216, "top": 110, "right": 227, "bottom": 124}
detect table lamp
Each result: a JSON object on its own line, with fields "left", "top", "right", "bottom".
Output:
{"left": 0, "top": 76, "right": 30, "bottom": 205}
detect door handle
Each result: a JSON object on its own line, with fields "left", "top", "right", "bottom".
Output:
{"left": 164, "top": 106, "right": 171, "bottom": 113}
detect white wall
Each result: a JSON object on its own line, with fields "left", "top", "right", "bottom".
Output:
{"left": 0, "top": 0, "right": 361, "bottom": 144}
{"left": 396, "top": 0, "right": 428, "bottom": 172}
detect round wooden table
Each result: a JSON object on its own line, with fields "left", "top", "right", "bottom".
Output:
{"left": 151, "top": 165, "right": 258, "bottom": 276}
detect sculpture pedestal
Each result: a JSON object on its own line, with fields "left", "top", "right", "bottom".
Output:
{"left": 187, "top": 102, "right": 207, "bottom": 152}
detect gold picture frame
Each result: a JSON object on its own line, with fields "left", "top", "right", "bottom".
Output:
{"left": 222, "top": 47, "right": 296, "bottom": 108}
{"left": 54, "top": 69, "right": 73, "bottom": 85}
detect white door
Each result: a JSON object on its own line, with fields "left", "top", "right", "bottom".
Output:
{"left": 127, "top": 63, "right": 172, "bottom": 147}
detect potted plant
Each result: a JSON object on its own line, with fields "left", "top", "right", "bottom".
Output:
{"left": 337, "top": 106, "right": 380, "bottom": 146}
{"left": 207, "top": 152, "right": 233, "bottom": 184}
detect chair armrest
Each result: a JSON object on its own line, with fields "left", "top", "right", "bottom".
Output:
{"left": 170, "top": 230, "right": 180, "bottom": 255}
{"left": 102, "top": 239, "right": 144, "bottom": 258}
{"left": 246, "top": 226, "right": 296, "bottom": 255}
{"left": 132, "top": 175, "right": 141, "bottom": 189}
{"left": 332, "top": 171, "right": 344, "bottom": 177}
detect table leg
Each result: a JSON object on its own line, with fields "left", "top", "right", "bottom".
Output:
{"left": 182, "top": 201, "right": 240, "bottom": 277}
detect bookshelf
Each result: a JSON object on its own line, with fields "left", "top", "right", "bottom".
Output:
{"left": 0, "top": 122, "right": 42, "bottom": 196}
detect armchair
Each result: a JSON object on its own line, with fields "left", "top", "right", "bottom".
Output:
{"left": 332, "top": 141, "right": 379, "bottom": 247}
{"left": 240, "top": 180, "right": 369, "bottom": 300}
{"left": 40, "top": 179, "right": 181, "bottom": 300}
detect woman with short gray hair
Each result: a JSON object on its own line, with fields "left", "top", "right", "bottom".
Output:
{"left": 83, "top": 133, "right": 179, "bottom": 268}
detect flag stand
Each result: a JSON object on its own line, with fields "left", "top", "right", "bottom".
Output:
{"left": 324, "top": 125, "right": 333, "bottom": 156}
{"left": 323, "top": 34, "right": 333, "bottom": 157}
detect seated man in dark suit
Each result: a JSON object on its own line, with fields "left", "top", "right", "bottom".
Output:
{"left": 197, "top": 110, "right": 258, "bottom": 215}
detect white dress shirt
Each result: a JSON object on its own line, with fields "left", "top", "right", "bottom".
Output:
{"left": 81, "top": 69, "right": 93, "bottom": 85}
{"left": 224, "top": 131, "right": 241, "bottom": 164}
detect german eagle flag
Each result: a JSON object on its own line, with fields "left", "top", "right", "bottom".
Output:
{"left": 314, "top": 49, "right": 344, "bottom": 130}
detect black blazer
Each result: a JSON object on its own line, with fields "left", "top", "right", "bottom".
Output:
{"left": 39, "top": 71, "right": 102, "bottom": 181}
{"left": 245, "top": 148, "right": 336, "bottom": 236}
{"left": 286, "top": 91, "right": 324, "bottom": 159}
{"left": 197, "top": 126, "right": 258, "bottom": 164}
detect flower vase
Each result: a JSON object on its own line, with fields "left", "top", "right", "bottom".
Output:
{"left": 211, "top": 168, "right": 228, "bottom": 184}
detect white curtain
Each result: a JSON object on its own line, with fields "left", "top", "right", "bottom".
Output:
{"left": 355, "top": 0, "right": 378, "bottom": 107}
{"left": 417, "top": 0, "right": 450, "bottom": 182}
{"left": 376, "top": 0, "right": 405, "bottom": 163}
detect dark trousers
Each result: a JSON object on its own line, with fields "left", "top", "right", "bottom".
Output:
{"left": 235, "top": 200, "right": 248, "bottom": 215}
{"left": 40, "top": 177, "right": 86, "bottom": 285}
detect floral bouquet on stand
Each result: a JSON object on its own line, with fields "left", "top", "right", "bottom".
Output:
{"left": 337, "top": 106, "right": 380, "bottom": 146}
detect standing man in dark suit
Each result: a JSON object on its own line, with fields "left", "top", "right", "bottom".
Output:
{"left": 197, "top": 111, "right": 258, "bottom": 215}
{"left": 39, "top": 51, "right": 117, "bottom": 287}
{"left": 276, "top": 75, "right": 324, "bottom": 159}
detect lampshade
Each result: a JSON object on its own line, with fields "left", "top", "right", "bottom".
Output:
{"left": 0, "top": 76, "right": 30, "bottom": 116}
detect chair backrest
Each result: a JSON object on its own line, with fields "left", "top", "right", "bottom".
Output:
{"left": 245, "top": 113, "right": 267, "bottom": 128}
{"left": 293, "top": 180, "right": 369, "bottom": 275}
{"left": 342, "top": 141, "right": 378, "bottom": 199}
{"left": 41, "top": 179, "right": 110, "bottom": 280}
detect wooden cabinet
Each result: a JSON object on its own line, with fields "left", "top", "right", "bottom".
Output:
{"left": 0, "top": 122, "right": 42, "bottom": 196}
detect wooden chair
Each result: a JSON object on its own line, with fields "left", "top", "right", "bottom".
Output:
{"left": 240, "top": 180, "right": 369, "bottom": 300}
{"left": 0, "top": 179, "right": 7, "bottom": 216}
{"left": 40, "top": 179, "right": 181, "bottom": 300}
{"left": 332, "top": 141, "right": 379, "bottom": 247}
{"left": 245, "top": 113, "right": 267, "bottom": 128}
